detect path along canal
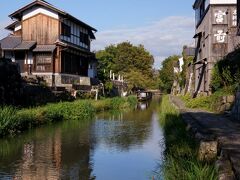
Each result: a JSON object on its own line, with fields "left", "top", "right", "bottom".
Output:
{"left": 0, "top": 98, "right": 165, "bottom": 180}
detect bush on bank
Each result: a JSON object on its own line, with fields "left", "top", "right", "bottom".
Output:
{"left": 180, "top": 89, "right": 234, "bottom": 112}
{"left": 159, "top": 95, "right": 217, "bottom": 180}
{"left": 211, "top": 47, "right": 240, "bottom": 93}
{"left": 0, "top": 96, "right": 137, "bottom": 137}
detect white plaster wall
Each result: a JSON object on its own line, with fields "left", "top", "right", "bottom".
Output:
{"left": 88, "top": 69, "right": 94, "bottom": 78}
{"left": 23, "top": 7, "right": 59, "bottom": 20}
{"left": 179, "top": 57, "right": 184, "bottom": 72}
{"left": 27, "top": 52, "right": 33, "bottom": 64}
{"left": 14, "top": 23, "right": 22, "bottom": 31}
{"left": 210, "top": 0, "right": 236, "bottom": 4}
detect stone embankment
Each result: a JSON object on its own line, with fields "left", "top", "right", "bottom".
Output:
{"left": 171, "top": 95, "right": 240, "bottom": 180}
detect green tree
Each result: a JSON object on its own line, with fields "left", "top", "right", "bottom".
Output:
{"left": 159, "top": 55, "right": 179, "bottom": 93}
{"left": 96, "top": 42, "right": 156, "bottom": 90}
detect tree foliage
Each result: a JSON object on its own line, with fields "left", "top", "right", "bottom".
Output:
{"left": 0, "top": 58, "right": 22, "bottom": 105}
{"left": 210, "top": 47, "right": 240, "bottom": 93}
{"left": 159, "top": 55, "right": 179, "bottom": 93}
{"left": 96, "top": 42, "right": 156, "bottom": 90}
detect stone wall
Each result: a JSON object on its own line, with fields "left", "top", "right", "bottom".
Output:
{"left": 217, "top": 95, "right": 235, "bottom": 112}
{"left": 25, "top": 73, "right": 95, "bottom": 88}
{"left": 231, "top": 89, "right": 240, "bottom": 121}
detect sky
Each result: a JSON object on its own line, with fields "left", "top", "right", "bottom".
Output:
{"left": 0, "top": 0, "right": 195, "bottom": 68}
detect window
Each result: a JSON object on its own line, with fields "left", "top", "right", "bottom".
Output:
{"left": 80, "top": 32, "right": 90, "bottom": 46}
{"left": 61, "top": 52, "right": 88, "bottom": 76}
{"left": 61, "top": 23, "right": 71, "bottom": 37}
{"left": 35, "top": 53, "right": 52, "bottom": 72}
{"left": 195, "top": 0, "right": 209, "bottom": 24}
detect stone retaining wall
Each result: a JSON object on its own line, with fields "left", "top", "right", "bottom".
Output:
{"left": 217, "top": 95, "right": 235, "bottom": 112}
{"left": 24, "top": 73, "right": 96, "bottom": 88}
{"left": 232, "top": 89, "right": 240, "bottom": 121}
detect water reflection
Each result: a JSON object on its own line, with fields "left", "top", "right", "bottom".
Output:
{"left": 0, "top": 98, "right": 164, "bottom": 180}
{"left": 137, "top": 100, "right": 150, "bottom": 110}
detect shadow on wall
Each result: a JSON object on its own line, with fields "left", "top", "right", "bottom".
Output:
{"left": 231, "top": 89, "right": 240, "bottom": 121}
{"left": 193, "top": 63, "right": 206, "bottom": 98}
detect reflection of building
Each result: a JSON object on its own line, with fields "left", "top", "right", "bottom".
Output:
{"left": 0, "top": 0, "right": 98, "bottom": 89}
{"left": 12, "top": 126, "right": 94, "bottom": 179}
{"left": 14, "top": 130, "right": 62, "bottom": 180}
{"left": 193, "top": 0, "right": 240, "bottom": 96}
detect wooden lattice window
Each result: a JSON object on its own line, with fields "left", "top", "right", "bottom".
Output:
{"left": 35, "top": 53, "right": 52, "bottom": 72}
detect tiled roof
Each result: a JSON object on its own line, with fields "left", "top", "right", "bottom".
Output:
{"left": 0, "top": 35, "right": 21, "bottom": 50}
{"left": 33, "top": 45, "right": 56, "bottom": 52}
{"left": 14, "top": 41, "right": 36, "bottom": 50}
{"left": 5, "top": 21, "right": 19, "bottom": 31}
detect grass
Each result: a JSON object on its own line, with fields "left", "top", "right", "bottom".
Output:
{"left": 180, "top": 95, "right": 217, "bottom": 112}
{"left": 180, "top": 89, "right": 234, "bottom": 112}
{"left": 0, "top": 96, "right": 137, "bottom": 137}
{"left": 159, "top": 95, "right": 217, "bottom": 180}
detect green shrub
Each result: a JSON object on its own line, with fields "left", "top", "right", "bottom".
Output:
{"left": 76, "top": 91, "right": 96, "bottom": 99}
{"left": 210, "top": 48, "right": 240, "bottom": 93}
{"left": 127, "top": 95, "right": 138, "bottom": 107}
{"left": 0, "top": 58, "right": 22, "bottom": 106}
{"left": 0, "top": 96, "right": 137, "bottom": 137}
{"left": 0, "top": 107, "right": 18, "bottom": 136}
{"left": 110, "top": 97, "right": 125, "bottom": 109}
{"left": 180, "top": 89, "right": 234, "bottom": 112}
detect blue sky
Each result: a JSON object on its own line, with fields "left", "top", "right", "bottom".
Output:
{"left": 0, "top": 0, "right": 195, "bottom": 68}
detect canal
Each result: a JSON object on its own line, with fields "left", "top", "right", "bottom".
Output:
{"left": 0, "top": 98, "right": 165, "bottom": 180}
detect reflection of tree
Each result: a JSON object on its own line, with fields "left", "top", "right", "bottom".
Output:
{"left": 93, "top": 99, "right": 158, "bottom": 151}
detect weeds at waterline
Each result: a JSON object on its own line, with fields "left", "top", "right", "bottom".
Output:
{"left": 159, "top": 95, "right": 217, "bottom": 180}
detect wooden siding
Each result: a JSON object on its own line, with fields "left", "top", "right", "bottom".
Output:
{"left": 22, "top": 13, "right": 59, "bottom": 44}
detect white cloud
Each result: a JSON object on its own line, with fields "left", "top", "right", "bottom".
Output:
{"left": 92, "top": 16, "right": 195, "bottom": 69}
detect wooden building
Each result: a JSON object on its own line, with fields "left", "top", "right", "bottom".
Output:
{"left": 193, "top": 0, "right": 240, "bottom": 96}
{"left": 0, "top": 0, "right": 98, "bottom": 88}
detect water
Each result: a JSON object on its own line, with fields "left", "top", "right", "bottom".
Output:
{"left": 0, "top": 98, "right": 165, "bottom": 180}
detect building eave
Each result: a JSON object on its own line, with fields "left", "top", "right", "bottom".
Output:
{"left": 193, "top": 0, "right": 203, "bottom": 9}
